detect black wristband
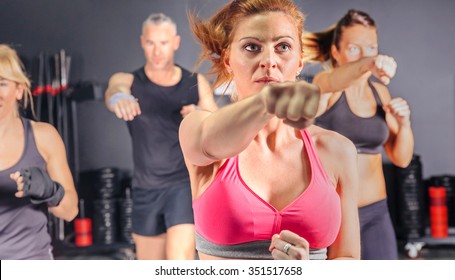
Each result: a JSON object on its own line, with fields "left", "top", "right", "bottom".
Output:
{"left": 30, "top": 182, "right": 65, "bottom": 207}
{"left": 20, "top": 167, "right": 65, "bottom": 207}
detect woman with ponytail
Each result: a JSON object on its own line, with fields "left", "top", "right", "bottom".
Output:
{"left": 306, "top": 10, "right": 414, "bottom": 259}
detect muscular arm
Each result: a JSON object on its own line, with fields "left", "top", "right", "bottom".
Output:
{"left": 180, "top": 81, "right": 319, "bottom": 167}
{"left": 368, "top": 82, "right": 414, "bottom": 167}
{"left": 104, "top": 72, "right": 134, "bottom": 110}
{"left": 104, "top": 72, "right": 140, "bottom": 121}
{"left": 381, "top": 86, "right": 414, "bottom": 167}
{"left": 385, "top": 123, "right": 413, "bottom": 168}
{"left": 313, "top": 57, "right": 376, "bottom": 94}
{"left": 34, "top": 122, "right": 78, "bottom": 221}
{"left": 179, "top": 92, "right": 272, "bottom": 166}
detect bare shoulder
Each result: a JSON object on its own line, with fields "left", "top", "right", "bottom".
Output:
{"left": 30, "top": 121, "right": 64, "bottom": 159}
{"left": 371, "top": 81, "right": 392, "bottom": 103}
{"left": 31, "top": 121, "right": 60, "bottom": 140}
{"left": 308, "top": 125, "right": 356, "bottom": 160}
{"left": 307, "top": 125, "right": 357, "bottom": 187}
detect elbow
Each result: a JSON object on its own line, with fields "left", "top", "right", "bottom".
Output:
{"left": 61, "top": 199, "right": 79, "bottom": 221}
{"left": 387, "top": 147, "right": 414, "bottom": 168}
{"left": 63, "top": 206, "right": 79, "bottom": 222}
{"left": 65, "top": 191, "right": 79, "bottom": 221}
{"left": 201, "top": 138, "right": 218, "bottom": 161}
{"left": 395, "top": 160, "right": 411, "bottom": 169}
{"left": 199, "top": 122, "right": 222, "bottom": 162}
{"left": 64, "top": 207, "right": 79, "bottom": 222}
{"left": 70, "top": 206, "right": 79, "bottom": 221}
{"left": 392, "top": 155, "right": 413, "bottom": 168}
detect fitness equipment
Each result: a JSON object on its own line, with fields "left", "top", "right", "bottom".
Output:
{"left": 428, "top": 187, "right": 448, "bottom": 238}
{"left": 118, "top": 187, "right": 133, "bottom": 244}
{"left": 429, "top": 175, "right": 455, "bottom": 227}
{"left": 396, "top": 155, "right": 426, "bottom": 239}
{"left": 74, "top": 199, "right": 93, "bottom": 247}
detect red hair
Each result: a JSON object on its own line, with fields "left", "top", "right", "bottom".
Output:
{"left": 190, "top": 0, "right": 305, "bottom": 89}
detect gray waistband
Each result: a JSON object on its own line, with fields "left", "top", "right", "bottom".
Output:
{"left": 195, "top": 232, "right": 327, "bottom": 260}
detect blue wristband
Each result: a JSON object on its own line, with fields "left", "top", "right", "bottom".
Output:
{"left": 109, "top": 92, "right": 136, "bottom": 109}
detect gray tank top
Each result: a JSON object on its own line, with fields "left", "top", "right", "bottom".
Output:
{"left": 316, "top": 81, "right": 389, "bottom": 154}
{"left": 0, "top": 118, "right": 52, "bottom": 259}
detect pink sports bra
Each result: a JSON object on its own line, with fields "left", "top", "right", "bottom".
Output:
{"left": 193, "top": 129, "right": 341, "bottom": 258}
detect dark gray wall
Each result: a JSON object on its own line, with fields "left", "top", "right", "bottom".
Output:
{"left": 1, "top": 0, "right": 454, "bottom": 177}
{"left": 0, "top": 0, "right": 224, "bottom": 83}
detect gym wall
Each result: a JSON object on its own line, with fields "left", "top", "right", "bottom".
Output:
{"left": 1, "top": 0, "right": 454, "bottom": 177}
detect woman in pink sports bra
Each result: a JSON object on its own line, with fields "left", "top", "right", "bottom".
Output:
{"left": 180, "top": 0, "right": 360, "bottom": 260}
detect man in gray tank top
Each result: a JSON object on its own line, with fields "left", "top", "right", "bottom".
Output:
{"left": 104, "top": 13, "right": 217, "bottom": 260}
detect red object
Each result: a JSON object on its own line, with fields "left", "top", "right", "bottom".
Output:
{"left": 75, "top": 218, "right": 92, "bottom": 247}
{"left": 32, "top": 86, "right": 44, "bottom": 96}
{"left": 429, "top": 187, "right": 448, "bottom": 238}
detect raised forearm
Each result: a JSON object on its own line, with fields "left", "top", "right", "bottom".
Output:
{"left": 49, "top": 188, "right": 79, "bottom": 221}
{"left": 200, "top": 93, "right": 272, "bottom": 160}
{"left": 315, "top": 57, "right": 375, "bottom": 93}
{"left": 388, "top": 124, "right": 414, "bottom": 168}
{"left": 105, "top": 85, "right": 133, "bottom": 111}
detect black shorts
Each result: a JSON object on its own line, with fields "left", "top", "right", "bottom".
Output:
{"left": 132, "top": 184, "right": 194, "bottom": 236}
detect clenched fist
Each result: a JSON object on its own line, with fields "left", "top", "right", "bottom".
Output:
{"left": 383, "top": 97, "right": 411, "bottom": 126}
{"left": 111, "top": 97, "right": 141, "bottom": 121}
{"left": 371, "top": 55, "right": 397, "bottom": 85}
{"left": 261, "top": 81, "right": 320, "bottom": 129}
{"left": 269, "top": 230, "right": 310, "bottom": 260}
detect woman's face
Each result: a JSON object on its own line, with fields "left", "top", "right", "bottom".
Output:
{"left": 225, "top": 12, "right": 303, "bottom": 99}
{"left": 332, "top": 24, "right": 378, "bottom": 66}
{"left": 0, "top": 77, "right": 22, "bottom": 119}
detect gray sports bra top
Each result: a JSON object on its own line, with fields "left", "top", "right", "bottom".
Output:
{"left": 316, "top": 81, "right": 389, "bottom": 154}
{"left": 196, "top": 233, "right": 328, "bottom": 260}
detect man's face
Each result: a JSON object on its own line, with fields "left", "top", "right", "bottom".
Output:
{"left": 141, "top": 23, "right": 180, "bottom": 70}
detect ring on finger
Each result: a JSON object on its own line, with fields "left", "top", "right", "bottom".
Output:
{"left": 283, "top": 243, "right": 292, "bottom": 254}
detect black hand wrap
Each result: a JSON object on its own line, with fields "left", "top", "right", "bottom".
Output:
{"left": 20, "top": 167, "right": 65, "bottom": 207}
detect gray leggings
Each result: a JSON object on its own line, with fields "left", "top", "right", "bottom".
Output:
{"left": 359, "top": 199, "right": 398, "bottom": 260}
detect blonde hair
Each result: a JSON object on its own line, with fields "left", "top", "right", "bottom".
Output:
{"left": 190, "top": 0, "right": 305, "bottom": 90}
{"left": 0, "top": 44, "right": 34, "bottom": 117}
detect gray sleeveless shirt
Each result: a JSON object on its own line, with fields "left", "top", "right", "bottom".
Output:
{"left": 315, "top": 81, "right": 389, "bottom": 154}
{"left": 0, "top": 118, "right": 52, "bottom": 259}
